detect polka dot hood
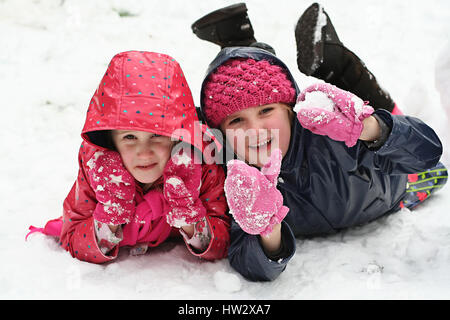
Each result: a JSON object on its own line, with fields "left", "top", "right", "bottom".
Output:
{"left": 82, "top": 51, "right": 218, "bottom": 154}
{"left": 28, "top": 51, "right": 230, "bottom": 264}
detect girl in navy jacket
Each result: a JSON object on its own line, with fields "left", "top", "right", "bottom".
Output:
{"left": 192, "top": 3, "right": 447, "bottom": 281}
{"left": 197, "top": 46, "right": 446, "bottom": 281}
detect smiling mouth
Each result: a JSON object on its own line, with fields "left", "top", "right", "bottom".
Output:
{"left": 248, "top": 138, "right": 272, "bottom": 149}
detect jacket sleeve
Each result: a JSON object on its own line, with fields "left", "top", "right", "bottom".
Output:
{"left": 228, "top": 219, "right": 296, "bottom": 281}
{"left": 182, "top": 163, "right": 231, "bottom": 261}
{"left": 60, "top": 143, "right": 120, "bottom": 264}
{"left": 362, "top": 109, "right": 443, "bottom": 174}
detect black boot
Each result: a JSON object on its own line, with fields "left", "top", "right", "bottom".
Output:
{"left": 295, "top": 3, "right": 395, "bottom": 112}
{"left": 191, "top": 3, "right": 276, "bottom": 55}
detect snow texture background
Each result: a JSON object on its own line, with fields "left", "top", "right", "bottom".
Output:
{"left": 1, "top": 0, "right": 450, "bottom": 299}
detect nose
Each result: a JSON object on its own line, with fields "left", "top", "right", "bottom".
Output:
{"left": 246, "top": 117, "right": 265, "bottom": 131}
{"left": 246, "top": 118, "right": 271, "bottom": 142}
{"left": 136, "top": 142, "right": 155, "bottom": 158}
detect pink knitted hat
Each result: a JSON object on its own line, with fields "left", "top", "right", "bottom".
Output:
{"left": 203, "top": 58, "right": 296, "bottom": 127}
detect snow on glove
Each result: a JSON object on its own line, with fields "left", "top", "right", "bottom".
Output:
{"left": 163, "top": 145, "right": 206, "bottom": 228}
{"left": 294, "top": 83, "right": 374, "bottom": 147}
{"left": 87, "top": 150, "right": 136, "bottom": 225}
{"left": 224, "top": 149, "right": 289, "bottom": 237}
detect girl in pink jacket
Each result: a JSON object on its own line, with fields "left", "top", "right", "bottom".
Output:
{"left": 28, "top": 51, "right": 230, "bottom": 264}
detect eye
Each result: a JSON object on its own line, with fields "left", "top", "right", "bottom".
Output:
{"left": 260, "top": 107, "right": 273, "bottom": 114}
{"left": 123, "top": 134, "right": 137, "bottom": 140}
{"left": 228, "top": 117, "right": 242, "bottom": 125}
{"left": 152, "top": 133, "right": 162, "bottom": 138}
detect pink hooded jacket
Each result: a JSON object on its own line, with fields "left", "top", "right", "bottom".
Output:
{"left": 30, "top": 51, "right": 230, "bottom": 263}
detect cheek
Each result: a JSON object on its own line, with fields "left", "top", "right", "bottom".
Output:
{"left": 115, "top": 147, "right": 135, "bottom": 171}
{"left": 225, "top": 131, "right": 246, "bottom": 157}
{"left": 259, "top": 115, "right": 291, "bottom": 158}
{"left": 155, "top": 143, "right": 174, "bottom": 167}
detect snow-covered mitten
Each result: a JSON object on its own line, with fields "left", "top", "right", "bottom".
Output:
{"left": 87, "top": 150, "right": 136, "bottom": 225}
{"left": 163, "top": 145, "right": 206, "bottom": 228}
{"left": 294, "top": 83, "right": 374, "bottom": 147}
{"left": 224, "top": 149, "right": 289, "bottom": 237}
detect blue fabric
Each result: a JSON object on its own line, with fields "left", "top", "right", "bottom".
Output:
{"left": 199, "top": 47, "right": 444, "bottom": 281}
{"left": 227, "top": 220, "right": 296, "bottom": 281}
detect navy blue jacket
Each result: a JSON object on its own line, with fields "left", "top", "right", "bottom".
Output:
{"left": 198, "top": 47, "right": 443, "bottom": 281}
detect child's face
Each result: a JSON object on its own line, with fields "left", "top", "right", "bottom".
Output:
{"left": 220, "top": 103, "right": 292, "bottom": 168}
{"left": 111, "top": 130, "right": 174, "bottom": 186}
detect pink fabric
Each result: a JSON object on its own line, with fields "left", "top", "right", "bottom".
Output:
{"left": 163, "top": 146, "right": 206, "bottom": 227}
{"left": 391, "top": 103, "right": 403, "bottom": 115}
{"left": 224, "top": 149, "right": 289, "bottom": 237}
{"left": 295, "top": 83, "right": 374, "bottom": 147}
{"left": 120, "top": 189, "right": 172, "bottom": 248}
{"left": 203, "top": 58, "right": 296, "bottom": 127}
{"left": 26, "top": 217, "right": 63, "bottom": 241}
{"left": 28, "top": 51, "right": 231, "bottom": 264}
{"left": 87, "top": 150, "right": 136, "bottom": 225}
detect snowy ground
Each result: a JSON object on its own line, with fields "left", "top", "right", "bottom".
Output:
{"left": 1, "top": 0, "right": 450, "bottom": 299}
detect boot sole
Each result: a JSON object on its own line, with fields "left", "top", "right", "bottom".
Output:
{"left": 192, "top": 3, "right": 249, "bottom": 32}
{"left": 295, "top": 3, "right": 327, "bottom": 75}
{"left": 191, "top": 3, "right": 256, "bottom": 47}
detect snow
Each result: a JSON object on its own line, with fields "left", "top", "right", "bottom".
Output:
{"left": 2, "top": 0, "right": 450, "bottom": 300}
{"left": 166, "top": 177, "right": 183, "bottom": 189}
{"left": 314, "top": 4, "right": 327, "bottom": 45}
{"left": 294, "top": 91, "right": 336, "bottom": 113}
{"left": 109, "top": 174, "right": 129, "bottom": 186}
{"left": 351, "top": 95, "right": 364, "bottom": 115}
{"left": 311, "top": 3, "right": 327, "bottom": 72}
{"left": 86, "top": 151, "right": 104, "bottom": 170}
{"left": 213, "top": 270, "right": 242, "bottom": 293}
{"left": 172, "top": 152, "right": 193, "bottom": 167}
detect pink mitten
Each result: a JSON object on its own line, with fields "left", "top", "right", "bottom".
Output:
{"left": 87, "top": 150, "right": 136, "bottom": 225}
{"left": 163, "top": 145, "right": 206, "bottom": 228}
{"left": 224, "top": 149, "right": 289, "bottom": 237}
{"left": 294, "top": 83, "right": 374, "bottom": 147}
